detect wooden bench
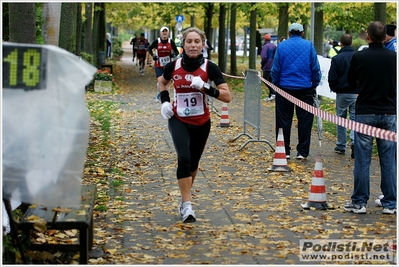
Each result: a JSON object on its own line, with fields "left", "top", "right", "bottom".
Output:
{"left": 11, "top": 184, "right": 97, "bottom": 264}
{"left": 101, "top": 63, "right": 113, "bottom": 74}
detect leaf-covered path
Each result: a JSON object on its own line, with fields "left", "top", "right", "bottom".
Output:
{"left": 86, "top": 42, "right": 396, "bottom": 265}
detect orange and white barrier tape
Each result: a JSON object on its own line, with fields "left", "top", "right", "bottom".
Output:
{"left": 221, "top": 72, "right": 397, "bottom": 142}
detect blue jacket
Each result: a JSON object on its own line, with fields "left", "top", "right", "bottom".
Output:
{"left": 271, "top": 35, "right": 321, "bottom": 89}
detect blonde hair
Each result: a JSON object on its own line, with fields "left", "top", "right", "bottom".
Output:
{"left": 181, "top": 27, "right": 205, "bottom": 46}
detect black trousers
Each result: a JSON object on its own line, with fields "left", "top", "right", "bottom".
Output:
{"left": 168, "top": 117, "right": 211, "bottom": 179}
{"left": 275, "top": 87, "right": 315, "bottom": 157}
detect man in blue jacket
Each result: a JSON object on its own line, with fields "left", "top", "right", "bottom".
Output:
{"left": 328, "top": 34, "right": 357, "bottom": 158}
{"left": 271, "top": 22, "right": 321, "bottom": 160}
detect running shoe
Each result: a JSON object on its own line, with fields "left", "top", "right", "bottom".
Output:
{"left": 382, "top": 207, "right": 397, "bottom": 214}
{"left": 344, "top": 202, "right": 367, "bottom": 214}
{"left": 296, "top": 153, "right": 307, "bottom": 160}
{"left": 334, "top": 147, "right": 345, "bottom": 155}
{"left": 375, "top": 194, "right": 384, "bottom": 207}
{"left": 181, "top": 202, "right": 196, "bottom": 223}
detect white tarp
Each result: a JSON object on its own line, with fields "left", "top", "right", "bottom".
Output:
{"left": 2, "top": 42, "right": 97, "bottom": 208}
{"left": 317, "top": 55, "right": 336, "bottom": 100}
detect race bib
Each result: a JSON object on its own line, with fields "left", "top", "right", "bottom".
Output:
{"left": 159, "top": 56, "right": 170, "bottom": 67}
{"left": 138, "top": 45, "right": 145, "bottom": 50}
{"left": 176, "top": 92, "right": 204, "bottom": 117}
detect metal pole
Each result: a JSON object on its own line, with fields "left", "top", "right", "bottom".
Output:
{"left": 310, "top": 3, "right": 315, "bottom": 43}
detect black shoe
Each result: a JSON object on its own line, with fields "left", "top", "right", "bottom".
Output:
{"left": 334, "top": 147, "right": 345, "bottom": 155}
{"left": 351, "top": 144, "right": 354, "bottom": 159}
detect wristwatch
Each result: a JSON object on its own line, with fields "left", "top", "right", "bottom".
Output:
{"left": 203, "top": 83, "right": 210, "bottom": 90}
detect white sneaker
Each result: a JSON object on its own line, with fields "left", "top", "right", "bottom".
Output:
{"left": 181, "top": 202, "right": 196, "bottom": 223}
{"left": 267, "top": 94, "right": 276, "bottom": 101}
{"left": 382, "top": 207, "right": 397, "bottom": 214}
{"left": 375, "top": 198, "right": 382, "bottom": 207}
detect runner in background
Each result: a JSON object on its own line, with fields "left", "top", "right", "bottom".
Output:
{"left": 137, "top": 33, "right": 149, "bottom": 75}
{"left": 130, "top": 33, "right": 138, "bottom": 65}
{"left": 148, "top": 27, "right": 180, "bottom": 102}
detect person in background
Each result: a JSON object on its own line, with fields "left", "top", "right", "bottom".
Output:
{"left": 148, "top": 27, "right": 180, "bottom": 102}
{"left": 158, "top": 27, "right": 231, "bottom": 223}
{"left": 261, "top": 34, "right": 277, "bottom": 101}
{"left": 271, "top": 22, "right": 321, "bottom": 160}
{"left": 384, "top": 24, "right": 397, "bottom": 52}
{"left": 328, "top": 34, "right": 357, "bottom": 158}
{"left": 130, "top": 33, "right": 138, "bottom": 64}
{"left": 202, "top": 36, "right": 213, "bottom": 59}
{"left": 344, "top": 21, "right": 396, "bottom": 214}
{"left": 106, "top": 33, "right": 112, "bottom": 59}
{"left": 137, "top": 33, "right": 149, "bottom": 75}
{"left": 278, "top": 36, "right": 286, "bottom": 44}
{"left": 328, "top": 39, "right": 341, "bottom": 58}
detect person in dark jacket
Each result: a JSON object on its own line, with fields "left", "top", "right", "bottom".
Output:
{"left": 261, "top": 34, "right": 277, "bottom": 101}
{"left": 328, "top": 34, "right": 356, "bottom": 158}
{"left": 344, "top": 21, "right": 396, "bottom": 215}
{"left": 271, "top": 22, "right": 321, "bottom": 160}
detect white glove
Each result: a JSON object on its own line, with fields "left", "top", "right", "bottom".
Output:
{"left": 161, "top": 102, "right": 174, "bottom": 119}
{"left": 190, "top": 76, "right": 205, "bottom": 90}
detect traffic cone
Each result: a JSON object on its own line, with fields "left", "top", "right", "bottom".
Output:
{"left": 219, "top": 103, "right": 230, "bottom": 127}
{"left": 301, "top": 154, "right": 329, "bottom": 210}
{"left": 268, "top": 128, "right": 291, "bottom": 172}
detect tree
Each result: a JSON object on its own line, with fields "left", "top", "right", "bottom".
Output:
{"left": 59, "top": 3, "right": 77, "bottom": 53}
{"left": 218, "top": 3, "right": 227, "bottom": 73}
{"left": 84, "top": 3, "right": 93, "bottom": 54}
{"left": 203, "top": 3, "right": 214, "bottom": 60}
{"left": 42, "top": 3, "right": 61, "bottom": 46}
{"left": 374, "top": 2, "right": 386, "bottom": 24}
{"left": 313, "top": 3, "right": 324, "bottom": 55}
{"left": 248, "top": 3, "right": 257, "bottom": 70}
{"left": 75, "top": 3, "right": 82, "bottom": 56}
{"left": 93, "top": 3, "right": 107, "bottom": 68}
{"left": 229, "top": 3, "right": 237, "bottom": 75}
{"left": 277, "top": 3, "right": 289, "bottom": 42}
{"left": 8, "top": 3, "right": 36, "bottom": 43}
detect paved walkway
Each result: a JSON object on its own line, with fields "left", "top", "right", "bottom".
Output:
{"left": 89, "top": 42, "right": 396, "bottom": 265}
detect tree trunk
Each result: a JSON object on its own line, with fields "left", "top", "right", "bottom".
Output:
{"left": 59, "top": 3, "right": 77, "bottom": 53}
{"left": 277, "top": 3, "right": 289, "bottom": 42}
{"left": 313, "top": 3, "right": 324, "bottom": 56}
{"left": 229, "top": 3, "right": 237, "bottom": 76}
{"left": 248, "top": 4, "right": 257, "bottom": 70}
{"left": 204, "top": 3, "right": 214, "bottom": 60}
{"left": 9, "top": 3, "right": 36, "bottom": 43}
{"left": 98, "top": 3, "right": 106, "bottom": 52}
{"left": 374, "top": 2, "right": 386, "bottom": 24}
{"left": 42, "top": 3, "right": 61, "bottom": 46}
{"left": 218, "top": 3, "right": 227, "bottom": 73}
{"left": 76, "top": 3, "right": 82, "bottom": 56}
{"left": 84, "top": 3, "right": 93, "bottom": 54}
